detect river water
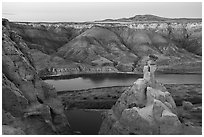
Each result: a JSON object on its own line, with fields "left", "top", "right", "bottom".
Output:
{"left": 65, "top": 109, "right": 104, "bottom": 135}
{"left": 44, "top": 73, "right": 202, "bottom": 91}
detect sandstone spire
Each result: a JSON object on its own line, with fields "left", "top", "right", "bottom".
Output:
{"left": 99, "top": 55, "right": 182, "bottom": 135}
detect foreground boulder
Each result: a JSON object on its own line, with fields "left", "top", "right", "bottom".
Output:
{"left": 99, "top": 59, "right": 182, "bottom": 135}
{"left": 2, "top": 18, "right": 72, "bottom": 134}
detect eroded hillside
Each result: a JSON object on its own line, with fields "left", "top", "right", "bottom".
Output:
{"left": 9, "top": 15, "right": 202, "bottom": 75}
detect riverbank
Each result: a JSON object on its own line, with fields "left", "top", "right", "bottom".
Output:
{"left": 60, "top": 84, "right": 201, "bottom": 134}
{"left": 59, "top": 84, "right": 202, "bottom": 109}
{"left": 40, "top": 72, "right": 142, "bottom": 80}
{"left": 40, "top": 71, "right": 201, "bottom": 80}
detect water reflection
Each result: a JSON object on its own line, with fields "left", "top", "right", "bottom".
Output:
{"left": 81, "top": 73, "right": 142, "bottom": 84}
{"left": 66, "top": 109, "right": 103, "bottom": 135}
{"left": 44, "top": 73, "right": 202, "bottom": 91}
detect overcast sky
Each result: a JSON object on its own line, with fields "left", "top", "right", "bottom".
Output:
{"left": 2, "top": 2, "right": 202, "bottom": 22}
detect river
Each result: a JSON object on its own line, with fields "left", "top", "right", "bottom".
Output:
{"left": 44, "top": 73, "right": 202, "bottom": 91}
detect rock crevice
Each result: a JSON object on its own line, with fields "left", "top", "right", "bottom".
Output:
{"left": 99, "top": 58, "right": 182, "bottom": 135}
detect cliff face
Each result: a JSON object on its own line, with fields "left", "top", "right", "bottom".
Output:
{"left": 9, "top": 17, "right": 202, "bottom": 74}
{"left": 2, "top": 19, "right": 72, "bottom": 134}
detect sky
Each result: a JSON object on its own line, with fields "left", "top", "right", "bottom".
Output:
{"left": 2, "top": 2, "right": 202, "bottom": 22}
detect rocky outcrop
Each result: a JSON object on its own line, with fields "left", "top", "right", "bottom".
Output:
{"left": 99, "top": 59, "right": 183, "bottom": 135}
{"left": 182, "top": 101, "right": 194, "bottom": 110}
{"left": 2, "top": 18, "right": 72, "bottom": 134}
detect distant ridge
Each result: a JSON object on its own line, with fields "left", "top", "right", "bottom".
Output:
{"left": 95, "top": 14, "right": 202, "bottom": 22}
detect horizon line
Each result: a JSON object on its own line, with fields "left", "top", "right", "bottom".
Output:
{"left": 3, "top": 14, "right": 202, "bottom": 23}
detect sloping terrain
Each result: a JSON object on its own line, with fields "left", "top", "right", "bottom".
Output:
{"left": 57, "top": 23, "right": 201, "bottom": 72}
{"left": 110, "top": 25, "right": 201, "bottom": 67}
{"left": 97, "top": 14, "right": 201, "bottom": 23}
{"left": 10, "top": 22, "right": 83, "bottom": 54}
{"left": 57, "top": 26, "right": 138, "bottom": 71}
{"left": 8, "top": 15, "right": 202, "bottom": 74}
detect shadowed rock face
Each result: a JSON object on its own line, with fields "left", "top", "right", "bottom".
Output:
{"left": 2, "top": 19, "right": 72, "bottom": 135}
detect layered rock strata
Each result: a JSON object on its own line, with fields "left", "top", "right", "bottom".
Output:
{"left": 2, "top": 19, "right": 72, "bottom": 134}
{"left": 10, "top": 18, "right": 202, "bottom": 74}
